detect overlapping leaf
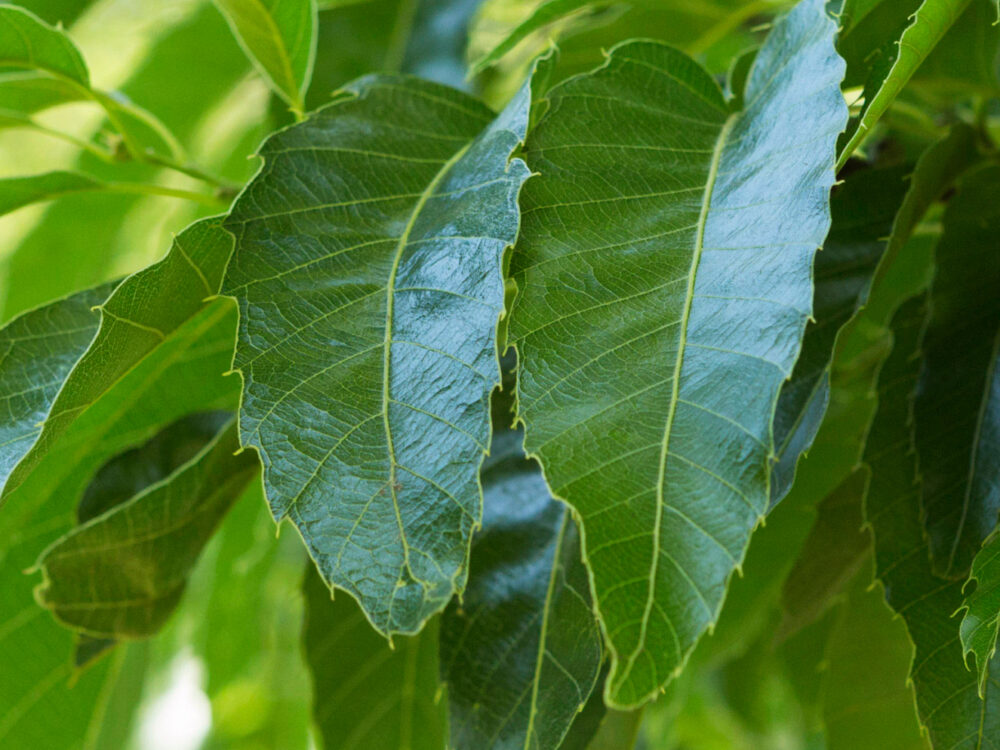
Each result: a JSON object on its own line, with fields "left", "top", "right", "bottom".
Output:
{"left": 1, "top": 217, "right": 237, "bottom": 502}
{"left": 914, "top": 165, "right": 1000, "bottom": 578}
{"left": 837, "top": 0, "right": 972, "bottom": 168}
{"left": 35, "top": 418, "right": 256, "bottom": 638}
{"left": 770, "top": 166, "right": 908, "bottom": 506}
{"left": 864, "top": 295, "right": 1000, "bottom": 749}
{"left": 440, "top": 374, "right": 603, "bottom": 750}
{"left": 302, "top": 567, "right": 446, "bottom": 750}
{"left": 213, "top": 0, "right": 317, "bottom": 113}
{"left": 223, "top": 74, "right": 532, "bottom": 635}
{"left": 960, "top": 532, "right": 1000, "bottom": 696}
{"left": 509, "top": 0, "right": 846, "bottom": 706}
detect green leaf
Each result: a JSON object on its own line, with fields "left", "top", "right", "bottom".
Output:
{"left": 779, "top": 471, "right": 870, "bottom": 638}
{"left": 0, "top": 293, "right": 236, "bottom": 750}
{"left": 469, "top": 0, "right": 609, "bottom": 75}
{"left": 0, "top": 72, "right": 85, "bottom": 115}
{"left": 770, "top": 166, "right": 909, "bottom": 507}
{"left": 961, "top": 531, "right": 1000, "bottom": 696}
{"left": 509, "top": 0, "right": 846, "bottom": 707}
{"left": 868, "top": 123, "right": 979, "bottom": 300}
{"left": 914, "top": 165, "right": 1000, "bottom": 578}
{"left": 35, "top": 418, "right": 257, "bottom": 638}
{"left": 440, "top": 373, "right": 603, "bottom": 750}
{"left": 76, "top": 411, "right": 233, "bottom": 524}
{"left": 864, "top": 294, "right": 1000, "bottom": 748}
{"left": 0, "top": 171, "right": 103, "bottom": 216}
{"left": 837, "top": 0, "right": 973, "bottom": 169}
{"left": 0, "top": 4, "right": 90, "bottom": 85}
{"left": 222, "top": 75, "right": 532, "bottom": 636}
{"left": 0, "top": 217, "right": 237, "bottom": 502}
{"left": 213, "top": 0, "right": 318, "bottom": 113}
{"left": 302, "top": 566, "right": 446, "bottom": 750}
{"left": 69, "top": 410, "right": 232, "bottom": 664}
{"left": 306, "top": 0, "right": 483, "bottom": 110}
{"left": 0, "top": 282, "right": 111, "bottom": 485}
{"left": 821, "top": 567, "right": 929, "bottom": 750}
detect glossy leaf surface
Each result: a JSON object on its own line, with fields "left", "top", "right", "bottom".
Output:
{"left": 510, "top": 0, "right": 846, "bottom": 706}
{"left": 223, "top": 75, "right": 531, "bottom": 635}
{"left": 35, "top": 419, "right": 257, "bottom": 638}
{"left": 302, "top": 567, "right": 446, "bottom": 750}
{"left": 865, "top": 296, "right": 1000, "bottom": 749}
{"left": 440, "top": 377, "right": 603, "bottom": 750}
{"left": 213, "top": 0, "right": 317, "bottom": 112}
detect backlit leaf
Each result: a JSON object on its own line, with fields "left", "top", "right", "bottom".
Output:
{"left": 510, "top": 0, "right": 846, "bottom": 706}
{"left": 223, "top": 75, "right": 532, "bottom": 635}
{"left": 213, "top": 0, "right": 318, "bottom": 113}
{"left": 837, "top": 0, "right": 972, "bottom": 168}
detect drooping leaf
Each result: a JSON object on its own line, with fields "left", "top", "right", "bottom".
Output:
{"left": 222, "top": 75, "right": 532, "bottom": 636}
{"left": 76, "top": 411, "right": 233, "bottom": 523}
{"left": 837, "top": 0, "right": 973, "bottom": 169}
{"left": 0, "top": 217, "right": 236, "bottom": 502}
{"left": 35, "top": 418, "right": 257, "bottom": 638}
{"left": 779, "top": 471, "right": 870, "bottom": 638}
{"left": 770, "top": 166, "right": 908, "bottom": 506}
{"left": 69, "top": 410, "right": 232, "bottom": 664}
{"left": 213, "top": 0, "right": 318, "bottom": 113}
{"left": 961, "top": 531, "right": 1000, "bottom": 696}
{"left": 302, "top": 566, "right": 446, "bottom": 750}
{"left": 914, "top": 165, "right": 1000, "bottom": 578}
{"left": 509, "top": 0, "right": 846, "bottom": 707}
{"left": 440, "top": 370, "right": 603, "bottom": 750}
{"left": 821, "top": 567, "right": 929, "bottom": 750}
{"left": 864, "top": 294, "right": 1000, "bottom": 748}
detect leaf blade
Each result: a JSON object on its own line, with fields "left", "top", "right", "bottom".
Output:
{"left": 223, "top": 75, "right": 532, "bottom": 635}
{"left": 510, "top": 0, "right": 846, "bottom": 707}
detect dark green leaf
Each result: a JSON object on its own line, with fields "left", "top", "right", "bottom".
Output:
{"left": 35, "top": 418, "right": 257, "bottom": 638}
{"left": 302, "top": 566, "right": 446, "bottom": 750}
{"left": 770, "top": 166, "right": 909, "bottom": 507}
{"left": 510, "top": 0, "right": 846, "bottom": 707}
{"left": 213, "top": 0, "right": 317, "bottom": 113}
{"left": 864, "top": 294, "right": 1000, "bottom": 748}
{"left": 914, "top": 165, "right": 1000, "bottom": 577}
{"left": 961, "top": 530, "right": 1000, "bottom": 695}
{"left": 440, "top": 375, "right": 603, "bottom": 750}
{"left": 223, "top": 75, "right": 531, "bottom": 635}
{"left": 837, "top": 0, "right": 972, "bottom": 169}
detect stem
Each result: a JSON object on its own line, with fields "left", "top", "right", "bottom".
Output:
{"left": 107, "top": 182, "right": 226, "bottom": 207}
{"left": 140, "top": 151, "right": 241, "bottom": 192}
